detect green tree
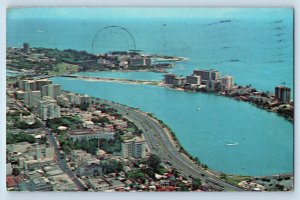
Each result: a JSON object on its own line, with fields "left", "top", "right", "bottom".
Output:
{"left": 6, "top": 133, "right": 15, "bottom": 144}
{"left": 220, "top": 173, "right": 227, "bottom": 180}
{"left": 127, "top": 169, "right": 145, "bottom": 182}
{"left": 39, "top": 136, "right": 48, "bottom": 144}
{"left": 177, "top": 182, "right": 189, "bottom": 191}
{"left": 102, "top": 160, "right": 123, "bottom": 174}
{"left": 12, "top": 168, "right": 20, "bottom": 176}
{"left": 192, "top": 178, "right": 202, "bottom": 190}
{"left": 147, "top": 154, "right": 161, "bottom": 173}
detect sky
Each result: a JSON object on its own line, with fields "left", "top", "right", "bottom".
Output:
{"left": 7, "top": 7, "right": 294, "bottom": 20}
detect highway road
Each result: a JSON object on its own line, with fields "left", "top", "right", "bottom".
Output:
{"left": 94, "top": 98, "right": 244, "bottom": 191}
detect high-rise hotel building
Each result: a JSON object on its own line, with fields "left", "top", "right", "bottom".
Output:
{"left": 275, "top": 86, "right": 291, "bottom": 103}
{"left": 221, "top": 75, "right": 234, "bottom": 92}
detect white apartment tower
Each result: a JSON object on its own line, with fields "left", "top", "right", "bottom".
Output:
{"left": 23, "top": 90, "right": 41, "bottom": 108}
{"left": 38, "top": 96, "right": 61, "bottom": 120}
{"left": 42, "top": 84, "right": 61, "bottom": 100}
{"left": 121, "top": 137, "right": 147, "bottom": 159}
{"left": 221, "top": 75, "right": 234, "bottom": 91}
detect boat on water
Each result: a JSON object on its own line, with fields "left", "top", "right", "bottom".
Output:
{"left": 225, "top": 142, "right": 239, "bottom": 146}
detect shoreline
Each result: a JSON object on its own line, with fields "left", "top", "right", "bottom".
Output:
{"left": 61, "top": 90, "right": 292, "bottom": 186}
{"left": 59, "top": 75, "right": 294, "bottom": 122}
{"left": 62, "top": 75, "right": 160, "bottom": 86}
{"left": 69, "top": 92, "right": 245, "bottom": 189}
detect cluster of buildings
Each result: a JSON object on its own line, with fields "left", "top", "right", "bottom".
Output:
{"left": 163, "top": 68, "right": 291, "bottom": 104}
{"left": 66, "top": 148, "right": 205, "bottom": 192}
{"left": 163, "top": 69, "right": 293, "bottom": 121}
{"left": 63, "top": 104, "right": 147, "bottom": 160}
{"left": 69, "top": 149, "right": 103, "bottom": 178}
{"left": 224, "top": 84, "right": 292, "bottom": 108}
{"left": 97, "top": 51, "right": 152, "bottom": 69}
{"left": 164, "top": 69, "right": 234, "bottom": 92}
{"left": 14, "top": 78, "right": 94, "bottom": 121}
{"left": 15, "top": 79, "right": 61, "bottom": 120}
{"left": 7, "top": 44, "right": 57, "bottom": 71}
{"left": 7, "top": 142, "right": 55, "bottom": 172}
{"left": 6, "top": 140, "right": 79, "bottom": 191}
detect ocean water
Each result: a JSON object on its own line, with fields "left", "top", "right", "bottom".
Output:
{"left": 51, "top": 77, "right": 293, "bottom": 176}
{"left": 7, "top": 9, "right": 294, "bottom": 94}
{"left": 7, "top": 8, "right": 294, "bottom": 176}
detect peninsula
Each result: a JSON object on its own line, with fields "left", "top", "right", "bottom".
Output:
{"left": 60, "top": 71, "right": 293, "bottom": 122}
{"left": 7, "top": 44, "right": 185, "bottom": 77}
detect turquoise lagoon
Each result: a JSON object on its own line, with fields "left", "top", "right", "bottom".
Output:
{"left": 51, "top": 77, "right": 293, "bottom": 176}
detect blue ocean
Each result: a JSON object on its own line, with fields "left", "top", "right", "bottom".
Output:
{"left": 7, "top": 8, "right": 294, "bottom": 176}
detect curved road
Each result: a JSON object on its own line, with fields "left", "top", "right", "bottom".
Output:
{"left": 94, "top": 98, "right": 244, "bottom": 191}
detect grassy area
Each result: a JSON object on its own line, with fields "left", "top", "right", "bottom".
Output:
{"left": 146, "top": 81, "right": 160, "bottom": 85}
{"left": 126, "top": 127, "right": 135, "bottom": 132}
{"left": 121, "top": 135, "right": 135, "bottom": 141}
{"left": 47, "top": 62, "right": 79, "bottom": 76}
{"left": 223, "top": 175, "right": 251, "bottom": 186}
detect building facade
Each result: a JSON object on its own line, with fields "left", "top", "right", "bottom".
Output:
{"left": 193, "top": 69, "right": 220, "bottom": 84}
{"left": 164, "top": 73, "right": 176, "bottom": 84}
{"left": 129, "top": 57, "right": 151, "bottom": 67}
{"left": 23, "top": 43, "right": 30, "bottom": 54}
{"left": 36, "top": 79, "right": 52, "bottom": 91}
{"left": 121, "top": 137, "right": 146, "bottom": 159}
{"left": 221, "top": 75, "right": 234, "bottom": 92}
{"left": 68, "top": 129, "right": 115, "bottom": 141}
{"left": 173, "top": 77, "right": 186, "bottom": 87}
{"left": 186, "top": 74, "right": 201, "bottom": 85}
{"left": 24, "top": 90, "right": 42, "bottom": 108}
{"left": 49, "top": 84, "right": 61, "bottom": 100}
{"left": 275, "top": 86, "right": 291, "bottom": 103}
{"left": 38, "top": 96, "right": 61, "bottom": 120}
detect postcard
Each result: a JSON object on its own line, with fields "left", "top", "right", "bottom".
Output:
{"left": 6, "top": 7, "right": 294, "bottom": 192}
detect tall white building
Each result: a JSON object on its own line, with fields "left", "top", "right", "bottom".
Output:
{"left": 79, "top": 94, "right": 90, "bottom": 105}
{"left": 36, "top": 79, "right": 52, "bottom": 91}
{"left": 121, "top": 137, "right": 146, "bottom": 159}
{"left": 193, "top": 69, "right": 220, "bottom": 84}
{"left": 186, "top": 74, "right": 201, "bottom": 85}
{"left": 129, "top": 56, "right": 151, "bottom": 67}
{"left": 275, "top": 86, "right": 291, "bottom": 103}
{"left": 164, "top": 73, "right": 176, "bottom": 85}
{"left": 22, "top": 80, "right": 37, "bottom": 91}
{"left": 42, "top": 84, "right": 61, "bottom": 100}
{"left": 57, "top": 94, "right": 71, "bottom": 107}
{"left": 221, "top": 75, "right": 234, "bottom": 91}
{"left": 24, "top": 90, "right": 41, "bottom": 108}
{"left": 38, "top": 96, "right": 61, "bottom": 120}
{"left": 173, "top": 77, "right": 186, "bottom": 87}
